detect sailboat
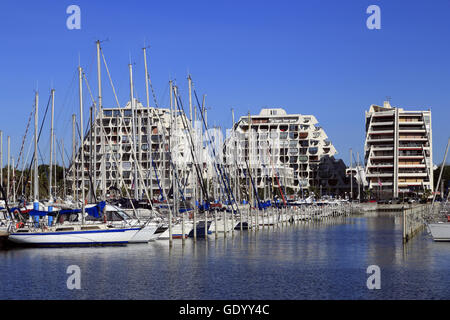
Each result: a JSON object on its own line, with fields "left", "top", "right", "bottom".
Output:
{"left": 158, "top": 219, "right": 194, "bottom": 239}
{"left": 7, "top": 75, "right": 145, "bottom": 247}
{"left": 8, "top": 202, "right": 159, "bottom": 246}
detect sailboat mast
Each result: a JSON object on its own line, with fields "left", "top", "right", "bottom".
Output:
{"left": 168, "top": 80, "right": 174, "bottom": 246}
{"left": 72, "top": 114, "right": 76, "bottom": 201}
{"left": 49, "top": 89, "right": 55, "bottom": 201}
{"left": 204, "top": 101, "right": 208, "bottom": 200}
{"left": 7, "top": 136, "right": 10, "bottom": 202}
{"left": 96, "top": 40, "right": 105, "bottom": 200}
{"left": 350, "top": 148, "right": 353, "bottom": 201}
{"left": 357, "top": 151, "right": 360, "bottom": 202}
{"left": 188, "top": 75, "right": 193, "bottom": 123}
{"left": 89, "top": 106, "right": 94, "bottom": 202}
{"left": 0, "top": 131, "right": 2, "bottom": 190}
{"left": 53, "top": 133, "right": 57, "bottom": 198}
{"left": 143, "top": 46, "right": 154, "bottom": 201}
{"left": 129, "top": 63, "right": 139, "bottom": 200}
{"left": 143, "top": 46, "right": 150, "bottom": 108}
{"left": 248, "top": 111, "right": 252, "bottom": 208}
{"left": 78, "top": 66, "right": 85, "bottom": 223}
{"left": 12, "top": 158, "right": 15, "bottom": 203}
{"left": 34, "top": 92, "right": 39, "bottom": 202}
{"left": 61, "top": 139, "right": 66, "bottom": 199}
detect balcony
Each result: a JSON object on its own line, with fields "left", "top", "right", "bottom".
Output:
{"left": 370, "top": 154, "right": 393, "bottom": 159}
{"left": 367, "top": 136, "right": 394, "bottom": 143}
{"left": 309, "top": 147, "right": 318, "bottom": 155}
{"left": 371, "top": 121, "right": 394, "bottom": 126}
{"left": 398, "top": 155, "right": 424, "bottom": 159}
{"left": 398, "top": 163, "right": 426, "bottom": 168}
{"left": 399, "top": 117, "right": 423, "bottom": 124}
{"left": 369, "top": 181, "right": 393, "bottom": 186}
{"left": 368, "top": 163, "right": 394, "bottom": 167}
{"left": 398, "top": 172, "right": 427, "bottom": 177}
{"left": 299, "top": 155, "right": 308, "bottom": 163}
{"left": 372, "top": 145, "right": 393, "bottom": 151}
{"left": 398, "top": 128, "right": 426, "bottom": 133}
{"left": 369, "top": 127, "right": 394, "bottom": 134}
{"left": 299, "top": 132, "right": 308, "bottom": 139}
{"left": 372, "top": 111, "right": 395, "bottom": 117}
{"left": 366, "top": 172, "right": 393, "bottom": 177}
{"left": 399, "top": 135, "right": 427, "bottom": 141}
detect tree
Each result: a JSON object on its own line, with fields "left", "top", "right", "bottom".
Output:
{"left": 433, "top": 165, "right": 450, "bottom": 196}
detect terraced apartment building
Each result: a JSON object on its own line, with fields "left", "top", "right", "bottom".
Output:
{"left": 225, "top": 108, "right": 351, "bottom": 198}
{"left": 68, "top": 99, "right": 197, "bottom": 201}
{"left": 364, "top": 101, "right": 433, "bottom": 199}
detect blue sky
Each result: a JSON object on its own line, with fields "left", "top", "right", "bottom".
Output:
{"left": 0, "top": 0, "right": 449, "bottom": 168}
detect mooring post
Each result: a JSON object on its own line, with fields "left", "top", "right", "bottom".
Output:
{"left": 402, "top": 206, "right": 407, "bottom": 243}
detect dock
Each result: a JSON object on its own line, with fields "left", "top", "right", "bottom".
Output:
{"left": 402, "top": 204, "right": 431, "bottom": 243}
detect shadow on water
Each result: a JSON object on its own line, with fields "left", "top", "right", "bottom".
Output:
{"left": 1, "top": 212, "right": 450, "bottom": 299}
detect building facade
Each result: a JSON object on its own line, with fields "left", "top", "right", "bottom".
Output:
{"left": 224, "top": 108, "right": 350, "bottom": 197}
{"left": 364, "top": 101, "right": 433, "bottom": 199}
{"left": 68, "top": 99, "right": 198, "bottom": 201}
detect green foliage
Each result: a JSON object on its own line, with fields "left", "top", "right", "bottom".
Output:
{"left": 1, "top": 164, "right": 66, "bottom": 200}
{"left": 433, "top": 165, "right": 450, "bottom": 191}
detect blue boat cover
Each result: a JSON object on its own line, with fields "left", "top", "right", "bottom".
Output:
{"left": 28, "top": 209, "right": 50, "bottom": 217}
{"left": 27, "top": 201, "right": 106, "bottom": 218}
{"left": 85, "top": 201, "right": 106, "bottom": 218}
{"left": 258, "top": 200, "right": 272, "bottom": 210}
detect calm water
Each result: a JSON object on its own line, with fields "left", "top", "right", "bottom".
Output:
{"left": 1, "top": 213, "right": 450, "bottom": 300}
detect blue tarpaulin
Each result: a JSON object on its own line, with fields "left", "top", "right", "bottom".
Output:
{"left": 258, "top": 200, "right": 272, "bottom": 210}
{"left": 85, "top": 201, "right": 106, "bottom": 218}
{"left": 59, "top": 209, "right": 81, "bottom": 215}
{"left": 25, "top": 201, "right": 106, "bottom": 219}
{"left": 28, "top": 209, "right": 51, "bottom": 217}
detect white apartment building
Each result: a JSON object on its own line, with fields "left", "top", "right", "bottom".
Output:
{"left": 364, "top": 101, "right": 433, "bottom": 199}
{"left": 68, "top": 99, "right": 199, "bottom": 201}
{"left": 225, "top": 108, "right": 350, "bottom": 198}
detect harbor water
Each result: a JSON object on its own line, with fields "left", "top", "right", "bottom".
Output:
{"left": 1, "top": 212, "right": 450, "bottom": 300}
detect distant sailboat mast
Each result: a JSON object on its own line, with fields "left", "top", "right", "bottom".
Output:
{"left": 78, "top": 65, "right": 85, "bottom": 224}
{"left": 97, "top": 40, "right": 106, "bottom": 201}
{"left": 129, "top": 62, "right": 139, "bottom": 200}
{"left": 49, "top": 89, "right": 55, "bottom": 202}
{"left": 33, "top": 91, "right": 39, "bottom": 203}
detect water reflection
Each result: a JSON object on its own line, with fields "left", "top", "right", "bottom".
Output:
{"left": 1, "top": 214, "right": 450, "bottom": 299}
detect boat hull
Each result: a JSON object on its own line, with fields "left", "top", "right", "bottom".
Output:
{"left": 8, "top": 227, "right": 141, "bottom": 246}
{"left": 158, "top": 222, "right": 194, "bottom": 240}
{"left": 428, "top": 223, "right": 450, "bottom": 241}
{"left": 209, "top": 219, "right": 235, "bottom": 233}
{"left": 188, "top": 221, "right": 211, "bottom": 238}
{"left": 129, "top": 223, "right": 159, "bottom": 243}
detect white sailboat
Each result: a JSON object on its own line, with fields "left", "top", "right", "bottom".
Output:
{"left": 94, "top": 203, "right": 160, "bottom": 243}
{"left": 209, "top": 218, "right": 236, "bottom": 233}
{"left": 428, "top": 221, "right": 450, "bottom": 241}
{"left": 7, "top": 72, "right": 144, "bottom": 247}
{"left": 158, "top": 220, "right": 194, "bottom": 239}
